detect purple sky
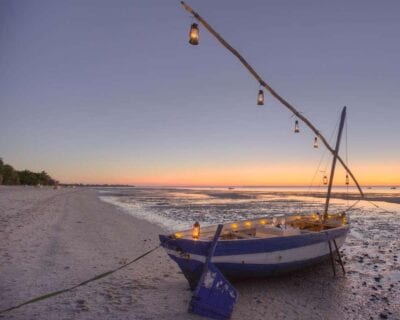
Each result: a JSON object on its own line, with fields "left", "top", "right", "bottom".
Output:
{"left": 0, "top": 0, "right": 399, "bottom": 185}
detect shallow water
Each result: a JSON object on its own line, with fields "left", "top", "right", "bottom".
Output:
{"left": 97, "top": 187, "right": 400, "bottom": 231}
{"left": 98, "top": 187, "right": 400, "bottom": 318}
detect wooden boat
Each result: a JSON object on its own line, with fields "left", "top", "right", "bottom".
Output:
{"left": 160, "top": 212, "right": 348, "bottom": 288}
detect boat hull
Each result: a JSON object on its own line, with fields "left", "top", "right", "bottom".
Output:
{"left": 160, "top": 226, "right": 349, "bottom": 288}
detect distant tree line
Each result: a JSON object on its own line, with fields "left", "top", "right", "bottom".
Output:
{"left": 61, "top": 183, "right": 135, "bottom": 188}
{"left": 0, "top": 158, "right": 58, "bottom": 186}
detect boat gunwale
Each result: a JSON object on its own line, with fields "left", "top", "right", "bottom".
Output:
{"left": 161, "top": 224, "right": 349, "bottom": 244}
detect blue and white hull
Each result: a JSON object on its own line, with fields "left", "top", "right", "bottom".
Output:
{"left": 159, "top": 214, "right": 349, "bottom": 288}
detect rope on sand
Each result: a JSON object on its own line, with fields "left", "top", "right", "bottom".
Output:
{"left": 0, "top": 245, "right": 161, "bottom": 314}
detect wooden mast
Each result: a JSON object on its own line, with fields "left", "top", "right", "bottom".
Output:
{"left": 180, "top": 1, "right": 364, "bottom": 197}
{"left": 324, "top": 106, "right": 346, "bottom": 220}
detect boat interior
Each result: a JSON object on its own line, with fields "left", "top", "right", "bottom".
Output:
{"left": 172, "top": 212, "right": 347, "bottom": 241}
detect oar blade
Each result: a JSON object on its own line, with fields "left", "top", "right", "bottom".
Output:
{"left": 189, "top": 262, "right": 238, "bottom": 320}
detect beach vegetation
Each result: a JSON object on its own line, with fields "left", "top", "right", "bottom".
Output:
{"left": 18, "top": 170, "right": 56, "bottom": 186}
{"left": 0, "top": 158, "right": 57, "bottom": 186}
{"left": 1, "top": 164, "right": 20, "bottom": 185}
{"left": 0, "top": 158, "right": 3, "bottom": 184}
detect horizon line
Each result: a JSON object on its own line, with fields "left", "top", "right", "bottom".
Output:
{"left": 58, "top": 183, "right": 399, "bottom": 188}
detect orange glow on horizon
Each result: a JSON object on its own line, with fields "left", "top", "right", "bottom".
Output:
{"left": 57, "top": 161, "right": 400, "bottom": 187}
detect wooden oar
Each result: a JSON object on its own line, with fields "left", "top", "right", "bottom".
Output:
{"left": 189, "top": 224, "right": 238, "bottom": 320}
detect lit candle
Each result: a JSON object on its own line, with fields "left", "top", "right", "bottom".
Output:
{"left": 192, "top": 221, "right": 200, "bottom": 239}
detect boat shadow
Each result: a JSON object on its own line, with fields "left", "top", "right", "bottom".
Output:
{"left": 231, "top": 260, "right": 351, "bottom": 319}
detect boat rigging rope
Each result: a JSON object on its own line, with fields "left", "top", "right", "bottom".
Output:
{"left": 343, "top": 198, "right": 395, "bottom": 214}
{"left": 364, "top": 199, "right": 395, "bottom": 214}
{"left": 321, "top": 114, "right": 341, "bottom": 176}
{"left": 307, "top": 113, "right": 341, "bottom": 193}
{"left": 302, "top": 113, "right": 341, "bottom": 214}
{"left": 0, "top": 244, "right": 163, "bottom": 315}
{"left": 344, "top": 199, "right": 361, "bottom": 212}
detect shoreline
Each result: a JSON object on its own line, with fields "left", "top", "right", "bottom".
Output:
{"left": 267, "top": 191, "right": 400, "bottom": 205}
{"left": 0, "top": 186, "right": 194, "bottom": 319}
{"left": 1, "top": 186, "right": 398, "bottom": 319}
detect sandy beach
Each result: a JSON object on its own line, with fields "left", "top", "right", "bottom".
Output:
{"left": 1, "top": 186, "right": 399, "bottom": 320}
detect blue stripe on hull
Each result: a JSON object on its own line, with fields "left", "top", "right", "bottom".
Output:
{"left": 216, "top": 255, "right": 330, "bottom": 278}
{"left": 169, "top": 253, "right": 332, "bottom": 287}
{"left": 160, "top": 226, "right": 348, "bottom": 257}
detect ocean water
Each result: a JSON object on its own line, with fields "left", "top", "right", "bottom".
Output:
{"left": 97, "top": 186, "right": 400, "bottom": 232}
{"left": 98, "top": 186, "right": 400, "bottom": 315}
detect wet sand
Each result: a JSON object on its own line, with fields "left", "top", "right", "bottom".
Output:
{"left": 0, "top": 186, "right": 399, "bottom": 319}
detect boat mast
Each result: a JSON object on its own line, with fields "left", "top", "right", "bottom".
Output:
{"left": 323, "top": 106, "right": 347, "bottom": 220}
{"left": 180, "top": 1, "right": 364, "bottom": 198}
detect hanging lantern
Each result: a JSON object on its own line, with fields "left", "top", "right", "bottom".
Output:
{"left": 294, "top": 120, "right": 300, "bottom": 133}
{"left": 345, "top": 174, "right": 349, "bottom": 185}
{"left": 257, "top": 89, "right": 264, "bottom": 105}
{"left": 189, "top": 23, "right": 199, "bottom": 45}
{"left": 323, "top": 175, "right": 328, "bottom": 185}
{"left": 192, "top": 221, "right": 200, "bottom": 239}
{"left": 313, "top": 137, "right": 318, "bottom": 148}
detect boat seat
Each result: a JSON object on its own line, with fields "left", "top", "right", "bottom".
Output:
{"left": 231, "top": 230, "right": 255, "bottom": 239}
{"left": 256, "top": 226, "right": 301, "bottom": 238}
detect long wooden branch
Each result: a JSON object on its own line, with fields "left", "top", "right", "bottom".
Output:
{"left": 180, "top": 1, "right": 364, "bottom": 197}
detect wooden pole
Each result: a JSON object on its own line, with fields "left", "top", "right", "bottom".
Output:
{"left": 324, "top": 107, "right": 346, "bottom": 219}
{"left": 180, "top": 1, "right": 364, "bottom": 198}
{"left": 333, "top": 239, "right": 346, "bottom": 275}
{"left": 328, "top": 240, "right": 336, "bottom": 277}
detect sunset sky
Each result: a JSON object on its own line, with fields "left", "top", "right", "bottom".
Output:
{"left": 1, "top": 0, "right": 399, "bottom": 186}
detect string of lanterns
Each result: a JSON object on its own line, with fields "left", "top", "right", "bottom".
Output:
{"left": 322, "top": 174, "right": 349, "bottom": 186}
{"left": 188, "top": 22, "right": 349, "bottom": 187}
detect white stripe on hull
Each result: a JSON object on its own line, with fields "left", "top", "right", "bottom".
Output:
{"left": 166, "top": 235, "right": 346, "bottom": 265}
